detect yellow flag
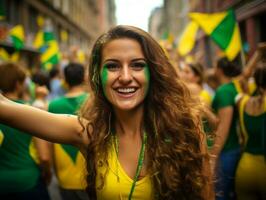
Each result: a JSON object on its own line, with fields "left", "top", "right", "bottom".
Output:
{"left": 177, "top": 21, "right": 199, "bottom": 56}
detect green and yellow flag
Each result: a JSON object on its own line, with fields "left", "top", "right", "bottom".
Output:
{"left": 34, "top": 31, "right": 60, "bottom": 71}
{"left": 189, "top": 9, "right": 241, "bottom": 61}
{"left": 9, "top": 25, "right": 25, "bottom": 50}
{"left": 177, "top": 21, "right": 199, "bottom": 56}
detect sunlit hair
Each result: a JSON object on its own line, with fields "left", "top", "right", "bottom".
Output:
{"left": 79, "top": 25, "right": 209, "bottom": 199}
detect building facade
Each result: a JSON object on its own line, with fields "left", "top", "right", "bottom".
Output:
{"left": 0, "top": 0, "right": 116, "bottom": 68}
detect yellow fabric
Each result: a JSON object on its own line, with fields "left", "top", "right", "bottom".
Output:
{"left": 177, "top": 21, "right": 199, "bottom": 56}
{"left": 248, "top": 80, "right": 256, "bottom": 95}
{"left": 9, "top": 25, "right": 24, "bottom": 41}
{"left": 33, "top": 31, "right": 44, "bottom": 48}
{"left": 239, "top": 95, "right": 250, "bottom": 146}
{"left": 54, "top": 144, "right": 87, "bottom": 189}
{"left": 232, "top": 79, "right": 243, "bottom": 93}
{"left": 29, "top": 139, "right": 40, "bottom": 164}
{"left": 189, "top": 12, "right": 227, "bottom": 34}
{"left": 235, "top": 153, "right": 266, "bottom": 200}
{"left": 0, "top": 48, "right": 19, "bottom": 62}
{"left": 96, "top": 144, "right": 154, "bottom": 200}
{"left": 37, "top": 15, "right": 44, "bottom": 27}
{"left": 200, "top": 89, "right": 212, "bottom": 106}
{"left": 224, "top": 24, "right": 242, "bottom": 61}
{"left": 0, "top": 129, "right": 4, "bottom": 146}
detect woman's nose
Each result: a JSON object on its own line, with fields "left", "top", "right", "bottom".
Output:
{"left": 118, "top": 66, "right": 132, "bottom": 83}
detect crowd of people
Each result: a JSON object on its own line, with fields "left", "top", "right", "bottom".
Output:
{"left": 0, "top": 25, "right": 265, "bottom": 200}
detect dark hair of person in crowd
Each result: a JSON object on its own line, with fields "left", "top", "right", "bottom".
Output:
{"left": 217, "top": 57, "right": 242, "bottom": 77}
{"left": 0, "top": 62, "right": 26, "bottom": 93}
{"left": 32, "top": 71, "right": 50, "bottom": 91}
{"left": 79, "top": 25, "right": 209, "bottom": 199}
{"left": 64, "top": 63, "right": 85, "bottom": 87}
{"left": 188, "top": 62, "right": 204, "bottom": 85}
{"left": 49, "top": 67, "right": 60, "bottom": 79}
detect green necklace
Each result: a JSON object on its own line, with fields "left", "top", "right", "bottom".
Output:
{"left": 113, "top": 132, "right": 147, "bottom": 200}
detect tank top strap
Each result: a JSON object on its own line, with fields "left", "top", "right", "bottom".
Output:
{"left": 239, "top": 95, "right": 250, "bottom": 147}
{"left": 232, "top": 78, "right": 243, "bottom": 93}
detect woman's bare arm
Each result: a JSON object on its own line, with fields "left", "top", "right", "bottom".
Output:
{"left": 0, "top": 94, "right": 88, "bottom": 147}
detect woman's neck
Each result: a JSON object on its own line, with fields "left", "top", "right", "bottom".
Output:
{"left": 114, "top": 105, "right": 144, "bottom": 138}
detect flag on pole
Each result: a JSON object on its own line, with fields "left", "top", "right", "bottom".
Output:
{"left": 9, "top": 25, "right": 25, "bottom": 50}
{"left": 177, "top": 21, "right": 199, "bottom": 56}
{"left": 189, "top": 9, "right": 241, "bottom": 61}
{"left": 34, "top": 31, "right": 60, "bottom": 71}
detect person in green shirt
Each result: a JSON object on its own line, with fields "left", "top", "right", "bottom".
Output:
{"left": 211, "top": 57, "right": 243, "bottom": 200}
{"left": 0, "top": 62, "right": 50, "bottom": 200}
{"left": 48, "top": 63, "right": 89, "bottom": 200}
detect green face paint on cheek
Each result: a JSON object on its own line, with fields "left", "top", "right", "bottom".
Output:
{"left": 144, "top": 64, "right": 150, "bottom": 95}
{"left": 101, "top": 64, "right": 108, "bottom": 96}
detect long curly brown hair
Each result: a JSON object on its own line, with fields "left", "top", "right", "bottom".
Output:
{"left": 79, "top": 25, "right": 210, "bottom": 199}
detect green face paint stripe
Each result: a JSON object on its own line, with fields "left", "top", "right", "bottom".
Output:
{"left": 101, "top": 64, "right": 108, "bottom": 95}
{"left": 144, "top": 64, "right": 150, "bottom": 95}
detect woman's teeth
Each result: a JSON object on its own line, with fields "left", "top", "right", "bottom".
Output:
{"left": 117, "top": 88, "right": 136, "bottom": 93}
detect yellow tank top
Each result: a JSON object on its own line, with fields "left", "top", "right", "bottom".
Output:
{"left": 96, "top": 143, "right": 154, "bottom": 200}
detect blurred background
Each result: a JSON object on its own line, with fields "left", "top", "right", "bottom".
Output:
{"left": 0, "top": 0, "right": 265, "bottom": 71}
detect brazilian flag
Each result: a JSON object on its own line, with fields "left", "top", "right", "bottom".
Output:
{"left": 189, "top": 9, "right": 241, "bottom": 61}
{"left": 9, "top": 25, "right": 25, "bottom": 50}
{"left": 34, "top": 30, "right": 60, "bottom": 71}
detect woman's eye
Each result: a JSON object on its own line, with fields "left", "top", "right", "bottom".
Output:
{"left": 105, "top": 63, "right": 119, "bottom": 71}
{"left": 131, "top": 62, "right": 147, "bottom": 70}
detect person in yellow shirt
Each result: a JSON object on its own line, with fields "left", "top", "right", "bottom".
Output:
{"left": 0, "top": 25, "right": 214, "bottom": 200}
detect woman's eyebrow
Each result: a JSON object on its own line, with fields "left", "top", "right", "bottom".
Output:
{"left": 102, "top": 59, "right": 119, "bottom": 64}
{"left": 131, "top": 58, "right": 146, "bottom": 62}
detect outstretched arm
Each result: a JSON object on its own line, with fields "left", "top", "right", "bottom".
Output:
{"left": 0, "top": 94, "right": 87, "bottom": 148}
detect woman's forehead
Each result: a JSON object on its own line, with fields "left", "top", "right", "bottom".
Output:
{"left": 101, "top": 38, "right": 145, "bottom": 62}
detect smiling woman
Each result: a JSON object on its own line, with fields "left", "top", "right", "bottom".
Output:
{"left": 100, "top": 38, "right": 150, "bottom": 111}
{"left": 0, "top": 25, "right": 214, "bottom": 200}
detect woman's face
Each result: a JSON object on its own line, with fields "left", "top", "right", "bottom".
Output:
{"left": 181, "top": 64, "right": 198, "bottom": 84}
{"left": 100, "top": 38, "right": 150, "bottom": 112}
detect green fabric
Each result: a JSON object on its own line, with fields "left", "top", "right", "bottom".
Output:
{"left": 0, "top": 0, "right": 5, "bottom": 20}
{"left": 244, "top": 112, "right": 266, "bottom": 155}
{"left": 11, "top": 36, "right": 24, "bottom": 50}
{"left": 44, "top": 31, "right": 56, "bottom": 42}
{"left": 48, "top": 93, "right": 88, "bottom": 162}
{"left": 212, "top": 82, "right": 240, "bottom": 152}
{"left": 0, "top": 100, "right": 40, "bottom": 193}
{"left": 211, "top": 9, "right": 235, "bottom": 50}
